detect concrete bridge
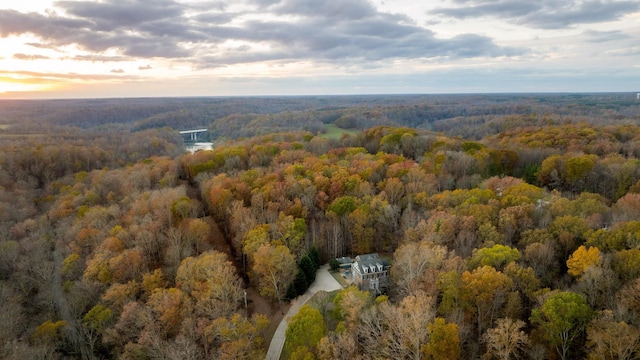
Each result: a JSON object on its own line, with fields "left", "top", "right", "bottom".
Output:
{"left": 179, "top": 128, "right": 208, "bottom": 142}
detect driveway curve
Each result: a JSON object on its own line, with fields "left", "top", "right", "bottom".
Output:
{"left": 265, "top": 264, "right": 343, "bottom": 360}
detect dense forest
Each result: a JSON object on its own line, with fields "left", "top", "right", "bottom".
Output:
{"left": 1, "top": 94, "right": 640, "bottom": 359}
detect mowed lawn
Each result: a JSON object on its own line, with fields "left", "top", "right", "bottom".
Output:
{"left": 320, "top": 124, "right": 360, "bottom": 139}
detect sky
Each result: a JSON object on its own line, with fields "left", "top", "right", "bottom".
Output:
{"left": 0, "top": 0, "right": 639, "bottom": 98}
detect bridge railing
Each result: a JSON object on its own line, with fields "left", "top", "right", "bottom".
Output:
{"left": 179, "top": 129, "right": 208, "bottom": 142}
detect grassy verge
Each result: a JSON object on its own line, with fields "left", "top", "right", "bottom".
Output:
{"left": 331, "top": 270, "right": 349, "bottom": 287}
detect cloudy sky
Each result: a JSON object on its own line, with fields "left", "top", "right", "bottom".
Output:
{"left": 0, "top": 0, "right": 638, "bottom": 98}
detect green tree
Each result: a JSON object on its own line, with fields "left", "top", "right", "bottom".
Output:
{"left": 290, "top": 346, "right": 315, "bottom": 360}
{"left": 613, "top": 249, "right": 640, "bottom": 284}
{"left": 468, "top": 244, "right": 521, "bottom": 270}
{"left": 585, "top": 228, "right": 626, "bottom": 252}
{"left": 499, "top": 183, "right": 544, "bottom": 207}
{"left": 503, "top": 263, "right": 541, "bottom": 312}
{"left": 421, "top": 317, "right": 460, "bottom": 360}
{"left": 242, "top": 224, "right": 271, "bottom": 262}
{"left": 289, "top": 269, "right": 309, "bottom": 299}
{"left": 285, "top": 305, "right": 327, "bottom": 357}
{"left": 564, "top": 154, "right": 597, "bottom": 187}
{"left": 299, "top": 255, "right": 316, "bottom": 284}
{"left": 436, "top": 271, "right": 463, "bottom": 318}
{"left": 82, "top": 305, "right": 114, "bottom": 357}
{"left": 308, "top": 247, "right": 321, "bottom": 270}
{"left": 531, "top": 291, "right": 594, "bottom": 360}
{"left": 329, "top": 258, "right": 340, "bottom": 272}
{"left": 274, "top": 214, "right": 307, "bottom": 259}
{"left": 327, "top": 196, "right": 358, "bottom": 216}
{"left": 549, "top": 215, "right": 591, "bottom": 259}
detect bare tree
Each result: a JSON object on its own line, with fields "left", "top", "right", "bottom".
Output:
{"left": 482, "top": 318, "right": 529, "bottom": 360}
{"left": 391, "top": 240, "right": 446, "bottom": 298}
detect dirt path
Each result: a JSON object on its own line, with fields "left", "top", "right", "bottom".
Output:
{"left": 186, "top": 180, "right": 297, "bottom": 353}
{"left": 202, "top": 215, "right": 282, "bottom": 319}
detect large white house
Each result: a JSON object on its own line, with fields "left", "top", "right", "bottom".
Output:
{"left": 351, "top": 253, "right": 390, "bottom": 294}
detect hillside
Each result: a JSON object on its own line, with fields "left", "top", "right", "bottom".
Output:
{"left": 2, "top": 93, "right": 639, "bottom": 139}
{"left": 1, "top": 95, "right": 640, "bottom": 359}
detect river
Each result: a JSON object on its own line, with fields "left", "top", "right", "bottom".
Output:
{"left": 185, "top": 142, "right": 213, "bottom": 152}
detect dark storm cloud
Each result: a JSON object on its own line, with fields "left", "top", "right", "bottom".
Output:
{"left": 1, "top": 0, "right": 523, "bottom": 66}
{"left": 432, "top": 0, "right": 640, "bottom": 29}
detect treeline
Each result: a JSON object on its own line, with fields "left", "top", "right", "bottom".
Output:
{"left": 2, "top": 94, "right": 638, "bottom": 140}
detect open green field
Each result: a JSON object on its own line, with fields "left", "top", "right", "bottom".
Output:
{"left": 320, "top": 123, "right": 360, "bottom": 139}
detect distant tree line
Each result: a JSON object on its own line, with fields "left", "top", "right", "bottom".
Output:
{"left": 2, "top": 93, "right": 638, "bottom": 141}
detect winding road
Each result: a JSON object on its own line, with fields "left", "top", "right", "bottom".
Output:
{"left": 265, "top": 264, "right": 343, "bottom": 360}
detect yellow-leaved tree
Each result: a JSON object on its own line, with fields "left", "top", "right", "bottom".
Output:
{"left": 566, "top": 245, "right": 601, "bottom": 277}
{"left": 253, "top": 243, "right": 296, "bottom": 305}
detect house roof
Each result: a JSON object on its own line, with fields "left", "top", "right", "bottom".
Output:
{"left": 354, "top": 253, "right": 390, "bottom": 274}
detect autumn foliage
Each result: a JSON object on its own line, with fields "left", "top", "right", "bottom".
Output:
{"left": 2, "top": 95, "right": 640, "bottom": 359}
